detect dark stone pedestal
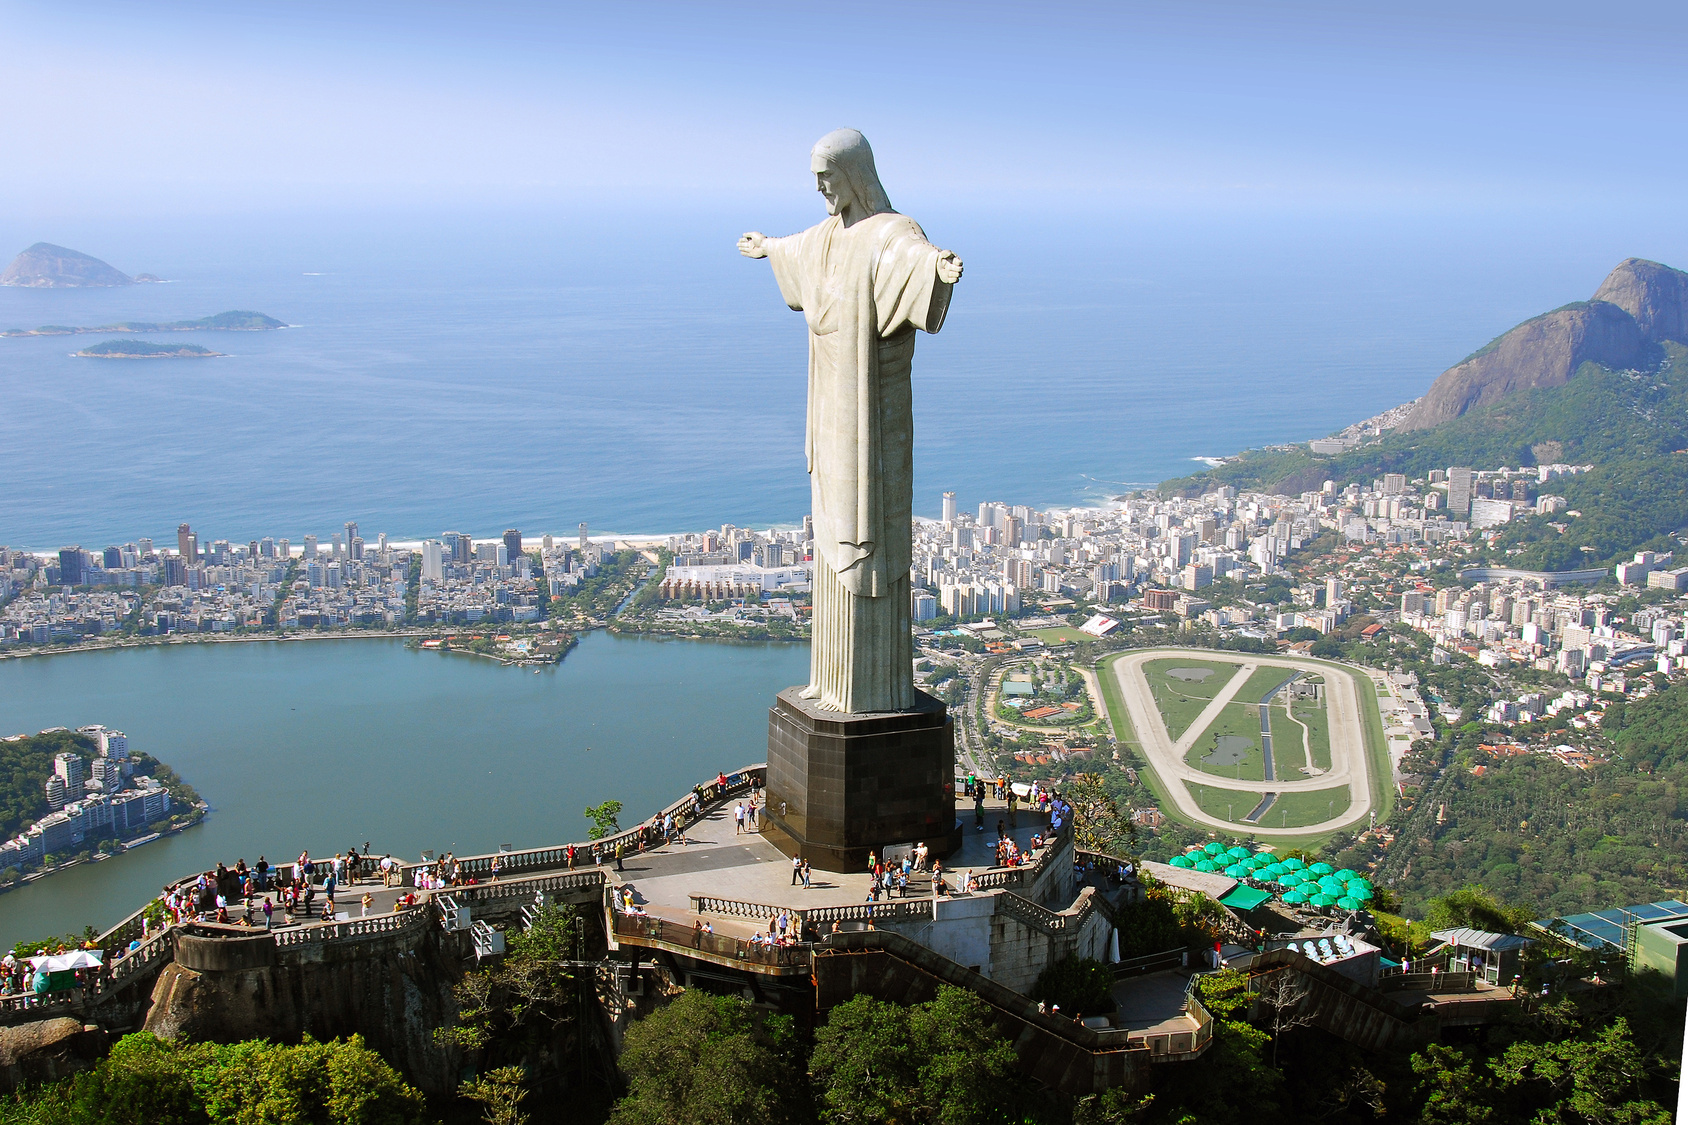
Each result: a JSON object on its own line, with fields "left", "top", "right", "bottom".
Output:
{"left": 760, "top": 687, "right": 957, "bottom": 872}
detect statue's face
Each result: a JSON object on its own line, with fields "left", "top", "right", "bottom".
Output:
{"left": 813, "top": 162, "right": 855, "bottom": 217}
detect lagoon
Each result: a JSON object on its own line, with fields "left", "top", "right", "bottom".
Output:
{"left": 0, "top": 632, "right": 807, "bottom": 949}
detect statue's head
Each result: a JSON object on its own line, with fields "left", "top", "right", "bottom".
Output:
{"left": 810, "top": 129, "right": 893, "bottom": 220}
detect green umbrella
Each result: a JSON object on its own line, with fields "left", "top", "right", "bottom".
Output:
{"left": 1282, "top": 857, "right": 1305, "bottom": 871}
{"left": 1194, "top": 859, "right": 1219, "bottom": 872}
{"left": 1308, "top": 862, "right": 1334, "bottom": 875}
{"left": 1170, "top": 855, "right": 1193, "bottom": 868}
{"left": 1281, "top": 890, "right": 1308, "bottom": 905}
{"left": 1347, "top": 878, "right": 1373, "bottom": 894}
{"left": 1225, "top": 864, "right": 1249, "bottom": 879}
{"left": 1204, "top": 842, "right": 1226, "bottom": 856}
{"left": 1311, "top": 893, "right": 1338, "bottom": 907}
{"left": 1337, "top": 896, "right": 1361, "bottom": 911}
{"left": 1335, "top": 868, "right": 1359, "bottom": 883}
{"left": 1262, "top": 863, "right": 1287, "bottom": 878}
{"left": 1280, "top": 871, "right": 1306, "bottom": 887}
{"left": 1227, "top": 846, "right": 1251, "bottom": 860}
{"left": 1349, "top": 885, "right": 1374, "bottom": 902}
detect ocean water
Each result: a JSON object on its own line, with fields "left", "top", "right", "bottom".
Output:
{"left": 0, "top": 632, "right": 808, "bottom": 947}
{"left": 3, "top": 202, "right": 1679, "bottom": 550}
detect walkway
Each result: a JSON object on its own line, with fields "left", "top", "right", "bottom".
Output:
{"left": 611, "top": 798, "right": 1051, "bottom": 920}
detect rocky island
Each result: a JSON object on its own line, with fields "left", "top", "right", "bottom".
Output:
{"left": 0, "top": 243, "right": 157, "bottom": 288}
{"left": 73, "top": 340, "right": 225, "bottom": 359}
{"left": 4, "top": 311, "right": 286, "bottom": 337}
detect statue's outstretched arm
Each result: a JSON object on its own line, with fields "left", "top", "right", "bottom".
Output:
{"left": 738, "top": 232, "right": 768, "bottom": 259}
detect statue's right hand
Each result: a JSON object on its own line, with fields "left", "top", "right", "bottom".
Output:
{"left": 738, "top": 232, "right": 768, "bottom": 259}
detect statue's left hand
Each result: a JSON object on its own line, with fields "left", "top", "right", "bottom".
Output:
{"left": 936, "top": 250, "right": 963, "bottom": 285}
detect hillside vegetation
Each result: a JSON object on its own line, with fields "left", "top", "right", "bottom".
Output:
{"left": 0, "top": 730, "right": 92, "bottom": 839}
{"left": 1386, "top": 675, "right": 1688, "bottom": 916}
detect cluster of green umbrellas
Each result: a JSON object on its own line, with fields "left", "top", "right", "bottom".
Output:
{"left": 1165, "top": 844, "right": 1373, "bottom": 911}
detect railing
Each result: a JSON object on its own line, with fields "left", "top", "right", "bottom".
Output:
{"left": 974, "top": 822, "right": 1069, "bottom": 892}
{"left": 612, "top": 912, "right": 811, "bottom": 970}
{"left": 688, "top": 893, "right": 804, "bottom": 922}
{"left": 686, "top": 893, "right": 935, "bottom": 929}
{"left": 88, "top": 766, "right": 756, "bottom": 957}
{"left": 0, "top": 988, "right": 79, "bottom": 1017}
{"left": 1112, "top": 948, "right": 1185, "bottom": 979}
{"left": 1123, "top": 980, "right": 1214, "bottom": 1061}
{"left": 271, "top": 904, "right": 431, "bottom": 947}
{"left": 804, "top": 899, "right": 934, "bottom": 926}
{"left": 448, "top": 870, "right": 606, "bottom": 906}
{"left": 996, "top": 885, "right": 1100, "bottom": 937}
{"left": 107, "top": 931, "right": 175, "bottom": 990}
{"left": 1380, "top": 969, "right": 1476, "bottom": 993}
{"left": 424, "top": 765, "right": 765, "bottom": 884}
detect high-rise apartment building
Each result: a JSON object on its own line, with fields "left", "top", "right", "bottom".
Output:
{"left": 303, "top": 535, "right": 319, "bottom": 560}
{"left": 54, "top": 751, "right": 84, "bottom": 794}
{"left": 57, "top": 547, "right": 85, "bottom": 586}
{"left": 103, "top": 546, "right": 123, "bottom": 569}
{"left": 421, "top": 539, "right": 445, "bottom": 582}
{"left": 579, "top": 523, "right": 590, "bottom": 550}
{"left": 344, "top": 522, "right": 359, "bottom": 555}
{"left": 1447, "top": 467, "right": 1473, "bottom": 516}
{"left": 177, "top": 523, "right": 196, "bottom": 562}
{"left": 503, "top": 529, "right": 523, "bottom": 562}
{"left": 941, "top": 491, "right": 957, "bottom": 525}
{"left": 350, "top": 536, "right": 365, "bottom": 561}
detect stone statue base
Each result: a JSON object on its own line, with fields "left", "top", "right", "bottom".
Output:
{"left": 761, "top": 687, "right": 959, "bottom": 872}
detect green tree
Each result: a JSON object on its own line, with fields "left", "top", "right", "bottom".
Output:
{"left": 608, "top": 990, "right": 806, "bottom": 1125}
{"left": 1423, "top": 886, "right": 1536, "bottom": 935}
{"left": 584, "top": 800, "right": 623, "bottom": 840}
{"left": 810, "top": 985, "right": 1038, "bottom": 1125}
{"left": 460, "top": 1066, "right": 530, "bottom": 1125}
{"left": 1491, "top": 1017, "right": 1672, "bottom": 1125}
{"left": 1033, "top": 955, "right": 1115, "bottom": 1017}
{"left": 438, "top": 904, "right": 582, "bottom": 1056}
{"left": 1412, "top": 1044, "right": 1496, "bottom": 1125}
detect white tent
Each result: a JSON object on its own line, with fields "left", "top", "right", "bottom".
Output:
{"left": 28, "top": 950, "right": 102, "bottom": 972}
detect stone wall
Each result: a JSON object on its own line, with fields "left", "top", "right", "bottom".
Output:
{"left": 143, "top": 923, "right": 468, "bottom": 1091}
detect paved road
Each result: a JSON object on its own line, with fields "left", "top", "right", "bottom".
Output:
{"left": 1107, "top": 648, "right": 1374, "bottom": 837}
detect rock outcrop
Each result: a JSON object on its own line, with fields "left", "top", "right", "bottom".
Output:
{"left": 0, "top": 243, "right": 134, "bottom": 287}
{"left": 0, "top": 1017, "right": 108, "bottom": 1091}
{"left": 143, "top": 927, "right": 467, "bottom": 1092}
{"left": 1400, "top": 259, "right": 1688, "bottom": 430}
{"left": 1592, "top": 257, "right": 1688, "bottom": 344}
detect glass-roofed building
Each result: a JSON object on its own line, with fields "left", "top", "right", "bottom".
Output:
{"left": 1534, "top": 899, "right": 1688, "bottom": 996}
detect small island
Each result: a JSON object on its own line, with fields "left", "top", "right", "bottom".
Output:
{"left": 74, "top": 340, "right": 225, "bottom": 359}
{"left": 0, "top": 243, "right": 141, "bottom": 288}
{"left": 4, "top": 310, "right": 286, "bottom": 337}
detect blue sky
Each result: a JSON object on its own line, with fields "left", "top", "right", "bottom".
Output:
{"left": 4, "top": 0, "right": 1686, "bottom": 218}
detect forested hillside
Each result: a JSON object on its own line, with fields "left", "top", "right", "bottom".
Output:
{"left": 1389, "top": 678, "right": 1688, "bottom": 916}
{"left": 0, "top": 730, "right": 92, "bottom": 839}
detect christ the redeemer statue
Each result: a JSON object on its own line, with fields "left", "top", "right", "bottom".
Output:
{"left": 740, "top": 129, "right": 963, "bottom": 714}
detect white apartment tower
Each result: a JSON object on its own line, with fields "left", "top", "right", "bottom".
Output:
{"left": 421, "top": 539, "right": 445, "bottom": 582}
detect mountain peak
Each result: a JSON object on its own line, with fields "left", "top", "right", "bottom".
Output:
{"left": 1400, "top": 258, "right": 1685, "bottom": 430}
{"left": 1591, "top": 257, "right": 1688, "bottom": 344}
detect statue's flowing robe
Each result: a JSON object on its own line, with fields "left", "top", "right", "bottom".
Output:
{"left": 765, "top": 211, "right": 952, "bottom": 713}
